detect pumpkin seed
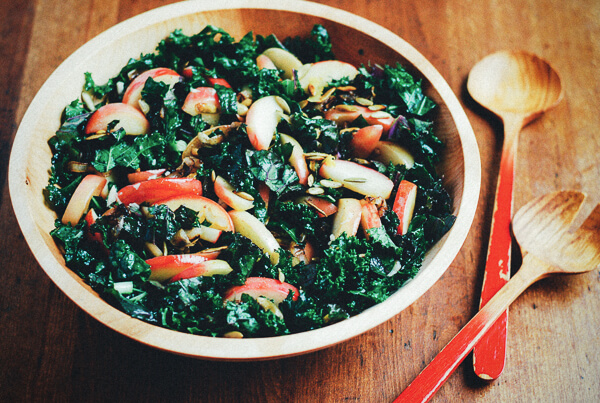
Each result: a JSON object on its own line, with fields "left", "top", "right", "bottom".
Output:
{"left": 370, "top": 110, "right": 393, "bottom": 119}
{"left": 355, "top": 97, "right": 373, "bottom": 106}
{"left": 306, "top": 201, "right": 326, "bottom": 216}
{"left": 236, "top": 191, "right": 255, "bottom": 201}
{"left": 223, "top": 331, "right": 244, "bottom": 338}
{"left": 85, "top": 131, "right": 108, "bottom": 140}
{"left": 344, "top": 177, "right": 367, "bottom": 183}
{"left": 304, "top": 152, "right": 331, "bottom": 160}
{"left": 320, "top": 179, "right": 343, "bottom": 188}
{"left": 336, "top": 104, "right": 359, "bottom": 112}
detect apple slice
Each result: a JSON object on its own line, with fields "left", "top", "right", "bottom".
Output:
{"left": 296, "top": 195, "right": 338, "bottom": 217}
{"left": 214, "top": 176, "right": 254, "bottom": 211}
{"left": 228, "top": 210, "right": 280, "bottom": 264}
{"left": 289, "top": 241, "right": 315, "bottom": 266}
{"left": 393, "top": 180, "right": 418, "bottom": 235}
{"left": 224, "top": 277, "right": 299, "bottom": 304}
{"left": 154, "top": 195, "right": 234, "bottom": 232}
{"left": 331, "top": 198, "right": 362, "bottom": 238}
{"left": 324, "top": 105, "right": 395, "bottom": 133}
{"left": 360, "top": 199, "right": 383, "bottom": 239}
{"left": 185, "top": 225, "right": 223, "bottom": 244}
{"left": 182, "top": 87, "right": 220, "bottom": 115}
{"left": 256, "top": 54, "right": 277, "bottom": 70}
{"left": 371, "top": 141, "right": 415, "bottom": 169}
{"left": 168, "top": 259, "right": 233, "bottom": 283}
{"left": 349, "top": 125, "right": 383, "bottom": 158}
{"left": 122, "top": 68, "right": 181, "bottom": 108}
{"left": 117, "top": 178, "right": 203, "bottom": 205}
{"left": 126, "top": 169, "right": 166, "bottom": 184}
{"left": 146, "top": 254, "right": 214, "bottom": 282}
{"left": 245, "top": 95, "right": 290, "bottom": 150}
{"left": 280, "top": 133, "right": 309, "bottom": 186}
{"left": 298, "top": 60, "right": 359, "bottom": 93}
{"left": 260, "top": 48, "right": 303, "bottom": 79}
{"left": 319, "top": 157, "right": 394, "bottom": 199}
{"left": 62, "top": 175, "right": 107, "bottom": 225}
{"left": 85, "top": 103, "right": 150, "bottom": 135}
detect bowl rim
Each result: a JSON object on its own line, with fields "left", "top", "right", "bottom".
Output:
{"left": 8, "top": 0, "right": 481, "bottom": 360}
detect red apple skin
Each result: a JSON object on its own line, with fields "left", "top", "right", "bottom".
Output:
{"left": 62, "top": 174, "right": 107, "bottom": 225}
{"left": 122, "top": 68, "right": 181, "bottom": 107}
{"left": 146, "top": 254, "right": 215, "bottom": 282}
{"left": 296, "top": 195, "right": 338, "bottom": 217}
{"left": 181, "top": 66, "right": 195, "bottom": 79}
{"left": 324, "top": 105, "right": 394, "bottom": 133}
{"left": 350, "top": 125, "right": 383, "bottom": 159}
{"left": 126, "top": 169, "right": 166, "bottom": 184}
{"left": 224, "top": 277, "right": 299, "bottom": 304}
{"left": 85, "top": 103, "right": 150, "bottom": 135}
{"left": 117, "top": 178, "right": 203, "bottom": 206}
{"left": 182, "top": 87, "right": 220, "bottom": 115}
{"left": 155, "top": 195, "right": 234, "bottom": 232}
{"left": 258, "top": 182, "right": 271, "bottom": 211}
{"left": 84, "top": 208, "right": 103, "bottom": 243}
{"left": 360, "top": 200, "right": 383, "bottom": 239}
{"left": 392, "top": 180, "right": 418, "bottom": 235}
{"left": 168, "top": 259, "right": 233, "bottom": 283}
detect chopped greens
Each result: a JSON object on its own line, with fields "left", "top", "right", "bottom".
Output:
{"left": 45, "top": 25, "right": 455, "bottom": 338}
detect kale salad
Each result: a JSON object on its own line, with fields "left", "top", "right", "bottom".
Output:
{"left": 45, "top": 25, "right": 455, "bottom": 338}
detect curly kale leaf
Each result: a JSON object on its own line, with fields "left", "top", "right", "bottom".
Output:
{"left": 283, "top": 24, "right": 335, "bottom": 63}
{"left": 267, "top": 200, "right": 318, "bottom": 243}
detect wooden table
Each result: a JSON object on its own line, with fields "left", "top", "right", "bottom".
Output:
{"left": 1, "top": 0, "right": 598, "bottom": 401}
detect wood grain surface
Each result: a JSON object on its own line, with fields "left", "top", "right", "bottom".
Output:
{"left": 1, "top": 0, "right": 599, "bottom": 401}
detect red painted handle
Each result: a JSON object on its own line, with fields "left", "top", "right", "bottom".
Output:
{"left": 473, "top": 116, "right": 523, "bottom": 379}
{"left": 395, "top": 255, "right": 547, "bottom": 403}
{"left": 472, "top": 137, "right": 515, "bottom": 379}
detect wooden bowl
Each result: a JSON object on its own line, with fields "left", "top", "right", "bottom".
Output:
{"left": 8, "top": 0, "right": 480, "bottom": 360}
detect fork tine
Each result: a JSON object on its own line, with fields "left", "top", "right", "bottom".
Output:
{"left": 578, "top": 203, "right": 600, "bottom": 235}
{"left": 569, "top": 203, "right": 600, "bottom": 270}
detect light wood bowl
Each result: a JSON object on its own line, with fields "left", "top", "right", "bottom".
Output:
{"left": 8, "top": 0, "right": 480, "bottom": 360}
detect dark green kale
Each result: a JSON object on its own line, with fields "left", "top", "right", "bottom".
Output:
{"left": 267, "top": 200, "right": 318, "bottom": 243}
{"left": 245, "top": 142, "right": 303, "bottom": 198}
{"left": 283, "top": 24, "right": 335, "bottom": 63}
{"left": 288, "top": 112, "right": 344, "bottom": 154}
{"left": 46, "top": 24, "right": 456, "bottom": 339}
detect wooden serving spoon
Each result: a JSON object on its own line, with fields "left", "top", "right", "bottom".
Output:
{"left": 395, "top": 191, "right": 600, "bottom": 402}
{"left": 467, "top": 50, "right": 563, "bottom": 379}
